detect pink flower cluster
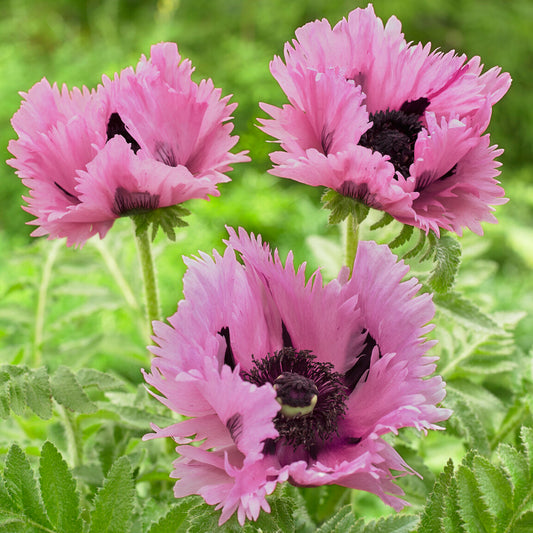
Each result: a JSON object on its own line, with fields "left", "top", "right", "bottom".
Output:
{"left": 6, "top": 3, "right": 512, "bottom": 527}
{"left": 259, "top": 4, "right": 511, "bottom": 235}
{"left": 8, "top": 43, "right": 248, "bottom": 246}
{"left": 144, "top": 227, "right": 451, "bottom": 525}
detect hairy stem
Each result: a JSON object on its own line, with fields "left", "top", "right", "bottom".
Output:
{"left": 345, "top": 214, "right": 359, "bottom": 276}
{"left": 33, "top": 240, "right": 61, "bottom": 367}
{"left": 133, "top": 223, "right": 161, "bottom": 335}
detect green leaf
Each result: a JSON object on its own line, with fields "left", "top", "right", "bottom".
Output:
{"left": 441, "top": 464, "right": 464, "bottom": 533}
{"left": 497, "top": 443, "right": 530, "bottom": 509}
{"left": 39, "top": 441, "right": 83, "bottom": 533}
{"left": 185, "top": 490, "right": 295, "bottom": 532}
{"left": 51, "top": 365, "right": 97, "bottom": 413}
{"left": 2, "top": 444, "right": 51, "bottom": 530}
{"left": 369, "top": 212, "right": 394, "bottom": 230}
{"left": 89, "top": 456, "right": 135, "bottom": 533}
{"left": 76, "top": 368, "right": 125, "bottom": 391}
{"left": 432, "top": 292, "right": 498, "bottom": 330}
{"left": 0, "top": 370, "right": 10, "bottom": 419}
{"left": 95, "top": 402, "right": 175, "bottom": 430}
{"left": 427, "top": 235, "right": 461, "bottom": 293}
{"left": 456, "top": 463, "right": 495, "bottom": 533}
{"left": 147, "top": 500, "right": 193, "bottom": 532}
{"left": 132, "top": 204, "right": 190, "bottom": 242}
{"left": 254, "top": 490, "right": 295, "bottom": 533}
{"left": 445, "top": 390, "right": 491, "bottom": 456}
{"left": 0, "top": 475, "right": 14, "bottom": 513}
{"left": 521, "top": 426, "right": 533, "bottom": 480}
{"left": 413, "top": 430, "right": 533, "bottom": 533}
{"left": 316, "top": 506, "right": 355, "bottom": 532}
{"left": 388, "top": 224, "right": 413, "bottom": 249}
{"left": 418, "top": 459, "right": 462, "bottom": 533}
{"left": 355, "top": 514, "right": 420, "bottom": 533}
{"left": 185, "top": 502, "right": 228, "bottom": 533}
{"left": 297, "top": 485, "right": 352, "bottom": 525}
{"left": 7, "top": 366, "right": 26, "bottom": 416}
{"left": 473, "top": 455, "right": 513, "bottom": 526}
{"left": 25, "top": 367, "right": 52, "bottom": 419}
{"left": 514, "top": 511, "right": 533, "bottom": 533}
{"left": 420, "top": 231, "right": 437, "bottom": 262}
{"left": 284, "top": 486, "right": 316, "bottom": 533}
{"left": 321, "top": 189, "right": 370, "bottom": 225}
{"left": 402, "top": 230, "right": 427, "bottom": 260}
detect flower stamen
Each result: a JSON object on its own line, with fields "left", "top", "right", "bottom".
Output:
{"left": 242, "top": 348, "right": 347, "bottom": 451}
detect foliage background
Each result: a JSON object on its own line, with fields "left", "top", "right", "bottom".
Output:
{"left": 0, "top": 0, "right": 532, "bottom": 531}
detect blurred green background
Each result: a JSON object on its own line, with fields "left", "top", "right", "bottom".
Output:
{"left": 1, "top": 0, "right": 532, "bottom": 364}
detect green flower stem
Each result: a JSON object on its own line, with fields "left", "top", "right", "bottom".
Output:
{"left": 133, "top": 223, "right": 161, "bottom": 334}
{"left": 345, "top": 213, "right": 359, "bottom": 276}
{"left": 33, "top": 240, "right": 61, "bottom": 368}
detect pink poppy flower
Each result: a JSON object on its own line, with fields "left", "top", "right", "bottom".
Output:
{"left": 143, "top": 228, "right": 450, "bottom": 525}
{"left": 7, "top": 79, "right": 111, "bottom": 245}
{"left": 8, "top": 42, "right": 248, "bottom": 246}
{"left": 103, "top": 42, "right": 249, "bottom": 195}
{"left": 260, "top": 4, "right": 510, "bottom": 235}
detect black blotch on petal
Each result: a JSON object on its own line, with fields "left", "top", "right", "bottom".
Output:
{"left": 106, "top": 112, "right": 141, "bottom": 153}
{"left": 346, "top": 436, "right": 362, "bottom": 445}
{"left": 262, "top": 438, "right": 277, "bottom": 455}
{"left": 281, "top": 321, "right": 293, "bottom": 349}
{"left": 218, "top": 327, "right": 236, "bottom": 370}
{"left": 400, "top": 97, "right": 430, "bottom": 116}
{"left": 344, "top": 330, "right": 379, "bottom": 394}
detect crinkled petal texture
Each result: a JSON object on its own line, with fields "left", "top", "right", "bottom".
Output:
{"left": 109, "top": 42, "right": 249, "bottom": 187}
{"left": 400, "top": 113, "right": 507, "bottom": 235}
{"left": 7, "top": 79, "right": 111, "bottom": 246}
{"left": 261, "top": 3, "right": 510, "bottom": 236}
{"left": 8, "top": 42, "right": 248, "bottom": 247}
{"left": 275, "top": 4, "right": 511, "bottom": 118}
{"left": 144, "top": 227, "right": 450, "bottom": 525}
{"left": 62, "top": 136, "right": 219, "bottom": 224}
{"left": 258, "top": 66, "right": 415, "bottom": 219}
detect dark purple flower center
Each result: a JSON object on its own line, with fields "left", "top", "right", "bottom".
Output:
{"left": 358, "top": 98, "right": 429, "bottom": 179}
{"left": 241, "top": 348, "right": 348, "bottom": 453}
